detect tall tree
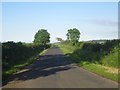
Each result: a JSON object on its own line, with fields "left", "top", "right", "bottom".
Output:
{"left": 56, "top": 37, "right": 63, "bottom": 42}
{"left": 33, "top": 29, "right": 50, "bottom": 45}
{"left": 66, "top": 28, "right": 80, "bottom": 45}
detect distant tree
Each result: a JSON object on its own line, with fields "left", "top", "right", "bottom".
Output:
{"left": 33, "top": 29, "right": 50, "bottom": 45}
{"left": 66, "top": 28, "right": 80, "bottom": 45}
{"left": 56, "top": 37, "right": 63, "bottom": 42}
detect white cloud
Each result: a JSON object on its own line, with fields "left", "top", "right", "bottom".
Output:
{"left": 90, "top": 19, "right": 118, "bottom": 27}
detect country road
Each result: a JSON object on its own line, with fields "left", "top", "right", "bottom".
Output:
{"left": 3, "top": 47, "right": 118, "bottom": 88}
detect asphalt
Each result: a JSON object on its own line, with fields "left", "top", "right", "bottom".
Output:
{"left": 3, "top": 47, "right": 118, "bottom": 88}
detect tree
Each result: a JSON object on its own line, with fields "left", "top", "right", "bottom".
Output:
{"left": 66, "top": 28, "right": 80, "bottom": 45}
{"left": 56, "top": 37, "right": 63, "bottom": 42}
{"left": 33, "top": 29, "right": 50, "bottom": 45}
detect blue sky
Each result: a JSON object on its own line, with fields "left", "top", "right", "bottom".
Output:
{"left": 2, "top": 2, "right": 118, "bottom": 43}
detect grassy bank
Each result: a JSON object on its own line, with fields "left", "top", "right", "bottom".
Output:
{"left": 58, "top": 40, "right": 119, "bottom": 82}
{"left": 79, "top": 62, "right": 118, "bottom": 81}
{"left": 39, "top": 48, "right": 48, "bottom": 55}
{"left": 2, "top": 41, "right": 50, "bottom": 82}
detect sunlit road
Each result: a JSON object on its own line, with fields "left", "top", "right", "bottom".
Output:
{"left": 3, "top": 47, "right": 118, "bottom": 88}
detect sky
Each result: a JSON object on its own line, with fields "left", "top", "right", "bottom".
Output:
{"left": 2, "top": 2, "right": 118, "bottom": 43}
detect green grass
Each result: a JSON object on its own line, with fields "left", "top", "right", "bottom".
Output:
{"left": 2, "top": 42, "right": 51, "bottom": 82}
{"left": 58, "top": 43, "right": 77, "bottom": 54}
{"left": 58, "top": 42, "right": 119, "bottom": 82}
{"left": 2, "top": 49, "right": 48, "bottom": 83}
{"left": 3, "top": 53, "right": 40, "bottom": 80}
{"left": 101, "top": 47, "right": 119, "bottom": 68}
{"left": 3, "top": 48, "right": 49, "bottom": 77}
{"left": 5, "top": 49, "right": 48, "bottom": 74}
{"left": 39, "top": 48, "right": 48, "bottom": 55}
{"left": 79, "top": 62, "right": 118, "bottom": 82}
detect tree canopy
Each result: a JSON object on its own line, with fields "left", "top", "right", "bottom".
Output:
{"left": 33, "top": 29, "right": 50, "bottom": 45}
{"left": 66, "top": 28, "right": 80, "bottom": 45}
{"left": 56, "top": 37, "right": 63, "bottom": 42}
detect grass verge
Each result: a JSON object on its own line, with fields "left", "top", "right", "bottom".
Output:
{"left": 3, "top": 54, "right": 39, "bottom": 79}
{"left": 58, "top": 43, "right": 119, "bottom": 82}
{"left": 4, "top": 48, "right": 49, "bottom": 76}
{"left": 79, "top": 62, "right": 118, "bottom": 82}
{"left": 3, "top": 47, "right": 49, "bottom": 83}
{"left": 39, "top": 48, "right": 48, "bottom": 55}
{"left": 58, "top": 44, "right": 76, "bottom": 54}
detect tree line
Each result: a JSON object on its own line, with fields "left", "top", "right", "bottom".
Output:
{"left": 34, "top": 28, "right": 81, "bottom": 45}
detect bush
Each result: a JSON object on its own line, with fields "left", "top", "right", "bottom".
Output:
{"left": 2, "top": 41, "right": 51, "bottom": 81}
{"left": 70, "top": 39, "right": 119, "bottom": 68}
{"left": 101, "top": 46, "right": 119, "bottom": 68}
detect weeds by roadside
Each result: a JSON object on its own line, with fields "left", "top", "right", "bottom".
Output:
{"left": 58, "top": 39, "right": 119, "bottom": 82}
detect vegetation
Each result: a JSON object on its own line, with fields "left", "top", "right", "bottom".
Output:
{"left": 56, "top": 37, "right": 63, "bottom": 42}
{"left": 39, "top": 48, "right": 49, "bottom": 55}
{"left": 33, "top": 29, "right": 50, "bottom": 45}
{"left": 2, "top": 41, "right": 50, "bottom": 82}
{"left": 2, "top": 28, "right": 51, "bottom": 82}
{"left": 66, "top": 28, "right": 80, "bottom": 45}
{"left": 58, "top": 41, "right": 78, "bottom": 54}
{"left": 80, "top": 62, "right": 118, "bottom": 81}
{"left": 100, "top": 46, "right": 119, "bottom": 68}
{"left": 2, "top": 27, "right": 119, "bottom": 83}
{"left": 59, "top": 39, "right": 119, "bottom": 82}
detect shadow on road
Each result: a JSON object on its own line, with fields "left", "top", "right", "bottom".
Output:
{"left": 3, "top": 54, "right": 75, "bottom": 86}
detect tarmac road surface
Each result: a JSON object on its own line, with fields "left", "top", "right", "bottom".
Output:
{"left": 3, "top": 47, "right": 118, "bottom": 88}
